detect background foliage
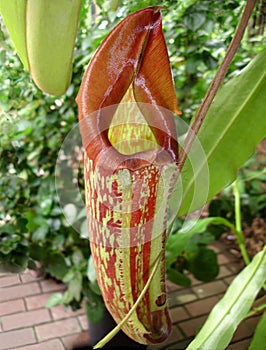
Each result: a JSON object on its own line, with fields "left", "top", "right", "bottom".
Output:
{"left": 0, "top": 0, "right": 265, "bottom": 323}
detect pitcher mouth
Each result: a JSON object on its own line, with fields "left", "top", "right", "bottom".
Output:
{"left": 79, "top": 101, "right": 179, "bottom": 169}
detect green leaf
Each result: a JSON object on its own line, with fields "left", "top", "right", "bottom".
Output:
{"left": 72, "top": 249, "right": 84, "bottom": 266}
{"left": 166, "top": 217, "right": 233, "bottom": 268}
{"left": 64, "top": 272, "right": 83, "bottom": 302}
{"left": 46, "top": 253, "right": 68, "bottom": 280}
{"left": 80, "top": 219, "right": 89, "bottom": 238}
{"left": 17, "top": 100, "right": 42, "bottom": 117}
{"left": 87, "top": 255, "right": 97, "bottom": 283}
{"left": 46, "top": 292, "right": 64, "bottom": 308}
{"left": 186, "top": 247, "right": 219, "bottom": 282}
{"left": 76, "top": 207, "right": 87, "bottom": 220}
{"left": 202, "top": 50, "right": 218, "bottom": 70}
{"left": 167, "top": 268, "right": 191, "bottom": 287}
{"left": 184, "top": 12, "right": 206, "bottom": 31}
{"left": 31, "top": 224, "right": 49, "bottom": 242}
{"left": 187, "top": 247, "right": 266, "bottom": 350}
{"left": 16, "top": 120, "right": 32, "bottom": 135}
{"left": 29, "top": 244, "right": 47, "bottom": 262}
{"left": 89, "top": 281, "right": 102, "bottom": 296}
{"left": 83, "top": 278, "right": 103, "bottom": 318}
{"left": 25, "top": 212, "right": 48, "bottom": 232}
{"left": 63, "top": 203, "right": 77, "bottom": 226}
{"left": 186, "top": 232, "right": 215, "bottom": 253}
{"left": 62, "top": 269, "right": 76, "bottom": 284}
{"left": 178, "top": 49, "right": 266, "bottom": 215}
{"left": 0, "top": 224, "right": 16, "bottom": 234}
{"left": 85, "top": 296, "right": 105, "bottom": 324}
{"left": 249, "top": 312, "right": 266, "bottom": 350}
{"left": 39, "top": 197, "right": 53, "bottom": 215}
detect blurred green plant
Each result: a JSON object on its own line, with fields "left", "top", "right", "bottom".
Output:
{"left": 165, "top": 217, "right": 232, "bottom": 287}
{"left": 166, "top": 146, "right": 266, "bottom": 289}
{"left": 209, "top": 152, "right": 266, "bottom": 225}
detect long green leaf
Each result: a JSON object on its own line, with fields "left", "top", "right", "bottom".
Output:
{"left": 187, "top": 246, "right": 266, "bottom": 350}
{"left": 248, "top": 312, "right": 266, "bottom": 350}
{"left": 177, "top": 49, "right": 266, "bottom": 216}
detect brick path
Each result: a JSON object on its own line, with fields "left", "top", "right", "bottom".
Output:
{"left": 0, "top": 241, "right": 261, "bottom": 350}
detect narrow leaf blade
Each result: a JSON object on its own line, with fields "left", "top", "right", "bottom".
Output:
{"left": 178, "top": 49, "right": 266, "bottom": 215}
{"left": 187, "top": 247, "right": 266, "bottom": 350}
{"left": 248, "top": 312, "right": 266, "bottom": 350}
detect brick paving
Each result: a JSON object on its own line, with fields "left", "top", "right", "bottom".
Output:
{"left": 0, "top": 241, "right": 261, "bottom": 349}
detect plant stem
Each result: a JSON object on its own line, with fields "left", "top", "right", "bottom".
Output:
{"left": 233, "top": 179, "right": 250, "bottom": 265}
{"left": 244, "top": 298, "right": 266, "bottom": 319}
{"left": 178, "top": 0, "right": 257, "bottom": 173}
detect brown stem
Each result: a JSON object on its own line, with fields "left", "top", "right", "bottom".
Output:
{"left": 178, "top": 0, "right": 257, "bottom": 173}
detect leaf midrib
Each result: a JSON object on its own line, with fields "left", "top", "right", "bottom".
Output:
{"left": 189, "top": 247, "right": 266, "bottom": 348}
{"left": 180, "top": 66, "right": 266, "bottom": 209}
